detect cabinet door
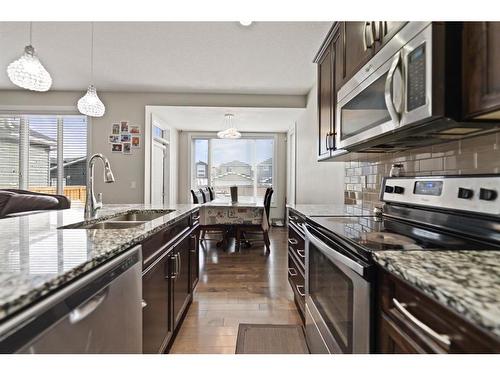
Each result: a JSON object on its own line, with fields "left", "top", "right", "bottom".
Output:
{"left": 376, "top": 21, "right": 406, "bottom": 49}
{"left": 317, "top": 45, "right": 333, "bottom": 159}
{"left": 142, "top": 251, "right": 172, "bottom": 353}
{"left": 189, "top": 231, "right": 199, "bottom": 291}
{"left": 172, "top": 235, "right": 191, "bottom": 330}
{"left": 343, "top": 22, "right": 375, "bottom": 82}
{"left": 378, "top": 313, "right": 425, "bottom": 354}
{"left": 463, "top": 22, "right": 500, "bottom": 119}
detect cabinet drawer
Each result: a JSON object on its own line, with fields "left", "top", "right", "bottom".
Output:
{"left": 288, "top": 254, "right": 305, "bottom": 315}
{"left": 288, "top": 210, "right": 306, "bottom": 229}
{"left": 142, "top": 217, "right": 190, "bottom": 266}
{"left": 288, "top": 224, "right": 305, "bottom": 270}
{"left": 378, "top": 270, "right": 500, "bottom": 353}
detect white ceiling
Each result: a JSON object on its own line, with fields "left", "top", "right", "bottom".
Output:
{"left": 0, "top": 22, "right": 332, "bottom": 95}
{"left": 151, "top": 106, "right": 304, "bottom": 132}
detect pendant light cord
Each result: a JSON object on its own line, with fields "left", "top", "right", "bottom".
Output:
{"left": 90, "top": 22, "right": 94, "bottom": 83}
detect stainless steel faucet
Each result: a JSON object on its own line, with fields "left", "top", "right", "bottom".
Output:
{"left": 85, "top": 153, "right": 115, "bottom": 219}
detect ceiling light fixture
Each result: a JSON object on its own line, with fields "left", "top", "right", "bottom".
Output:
{"left": 7, "top": 22, "right": 52, "bottom": 92}
{"left": 78, "top": 22, "right": 105, "bottom": 117}
{"left": 239, "top": 21, "right": 253, "bottom": 27}
{"left": 217, "top": 113, "right": 241, "bottom": 139}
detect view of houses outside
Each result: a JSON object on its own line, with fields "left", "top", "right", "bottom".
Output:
{"left": 192, "top": 138, "right": 274, "bottom": 200}
{"left": 0, "top": 115, "right": 88, "bottom": 202}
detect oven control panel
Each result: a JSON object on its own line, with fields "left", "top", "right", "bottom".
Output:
{"left": 382, "top": 175, "right": 500, "bottom": 216}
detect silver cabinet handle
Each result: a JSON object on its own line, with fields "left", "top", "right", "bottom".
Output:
{"left": 169, "top": 254, "right": 177, "bottom": 279}
{"left": 297, "top": 249, "right": 305, "bottom": 258}
{"left": 288, "top": 238, "right": 298, "bottom": 245}
{"left": 177, "top": 252, "right": 181, "bottom": 278}
{"left": 141, "top": 299, "right": 147, "bottom": 309}
{"left": 288, "top": 268, "right": 297, "bottom": 277}
{"left": 385, "top": 51, "right": 402, "bottom": 126}
{"left": 296, "top": 285, "right": 305, "bottom": 297}
{"left": 392, "top": 298, "right": 451, "bottom": 347}
{"left": 69, "top": 288, "right": 108, "bottom": 324}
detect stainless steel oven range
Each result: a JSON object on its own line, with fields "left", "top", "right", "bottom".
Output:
{"left": 304, "top": 174, "right": 500, "bottom": 354}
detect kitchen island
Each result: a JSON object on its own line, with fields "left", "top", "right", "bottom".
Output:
{"left": 0, "top": 203, "right": 200, "bottom": 353}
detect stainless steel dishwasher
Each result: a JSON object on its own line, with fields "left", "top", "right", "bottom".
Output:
{"left": 0, "top": 245, "right": 142, "bottom": 354}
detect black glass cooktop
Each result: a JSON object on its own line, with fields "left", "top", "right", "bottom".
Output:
{"left": 308, "top": 215, "right": 500, "bottom": 255}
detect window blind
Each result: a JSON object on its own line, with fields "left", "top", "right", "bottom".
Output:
{"left": 0, "top": 114, "right": 88, "bottom": 202}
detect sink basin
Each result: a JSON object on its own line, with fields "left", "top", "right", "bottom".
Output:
{"left": 77, "top": 221, "right": 146, "bottom": 230}
{"left": 59, "top": 209, "right": 176, "bottom": 229}
{"left": 108, "top": 210, "right": 175, "bottom": 222}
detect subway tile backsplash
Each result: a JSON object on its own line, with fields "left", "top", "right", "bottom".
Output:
{"left": 344, "top": 132, "right": 500, "bottom": 210}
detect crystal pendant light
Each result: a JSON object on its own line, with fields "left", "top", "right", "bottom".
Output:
{"left": 7, "top": 22, "right": 52, "bottom": 92}
{"left": 217, "top": 114, "right": 241, "bottom": 139}
{"left": 77, "top": 23, "right": 105, "bottom": 117}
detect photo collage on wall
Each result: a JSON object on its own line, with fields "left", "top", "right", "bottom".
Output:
{"left": 109, "top": 121, "right": 141, "bottom": 155}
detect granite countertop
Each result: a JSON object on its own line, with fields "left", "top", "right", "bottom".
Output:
{"left": 287, "top": 203, "right": 373, "bottom": 217}
{"left": 373, "top": 251, "right": 500, "bottom": 339}
{"left": 0, "top": 203, "right": 199, "bottom": 323}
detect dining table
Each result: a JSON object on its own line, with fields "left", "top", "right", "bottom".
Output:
{"left": 198, "top": 196, "right": 269, "bottom": 250}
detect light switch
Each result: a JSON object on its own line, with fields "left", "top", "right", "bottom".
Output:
{"left": 130, "top": 181, "right": 136, "bottom": 189}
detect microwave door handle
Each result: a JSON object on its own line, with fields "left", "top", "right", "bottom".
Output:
{"left": 385, "top": 51, "right": 402, "bottom": 125}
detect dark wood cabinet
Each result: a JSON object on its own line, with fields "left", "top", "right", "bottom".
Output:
{"left": 343, "top": 22, "right": 375, "bottom": 83}
{"left": 315, "top": 23, "right": 341, "bottom": 160}
{"left": 172, "top": 234, "right": 191, "bottom": 331}
{"left": 189, "top": 231, "right": 199, "bottom": 292}
{"left": 317, "top": 44, "right": 333, "bottom": 160}
{"left": 377, "top": 269, "right": 500, "bottom": 353}
{"left": 376, "top": 21, "right": 407, "bottom": 49}
{"left": 142, "top": 250, "right": 172, "bottom": 354}
{"left": 141, "top": 213, "right": 200, "bottom": 354}
{"left": 287, "top": 208, "right": 306, "bottom": 322}
{"left": 463, "top": 22, "right": 500, "bottom": 119}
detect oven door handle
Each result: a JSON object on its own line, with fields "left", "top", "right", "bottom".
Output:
{"left": 385, "top": 51, "right": 402, "bottom": 125}
{"left": 304, "top": 226, "right": 366, "bottom": 276}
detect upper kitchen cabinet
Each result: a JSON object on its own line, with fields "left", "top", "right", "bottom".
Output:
{"left": 463, "top": 22, "right": 500, "bottom": 119}
{"left": 376, "top": 22, "right": 407, "bottom": 48}
{"left": 317, "top": 43, "right": 333, "bottom": 160}
{"left": 314, "top": 23, "right": 341, "bottom": 160}
{"left": 343, "top": 22, "right": 376, "bottom": 83}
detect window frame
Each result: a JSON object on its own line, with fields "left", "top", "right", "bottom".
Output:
{"left": 188, "top": 132, "right": 278, "bottom": 205}
{"left": 0, "top": 111, "right": 90, "bottom": 195}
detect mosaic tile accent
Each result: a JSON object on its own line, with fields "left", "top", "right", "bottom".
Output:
{"left": 344, "top": 132, "right": 500, "bottom": 210}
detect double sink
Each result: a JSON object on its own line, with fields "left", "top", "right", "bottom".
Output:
{"left": 60, "top": 209, "right": 176, "bottom": 230}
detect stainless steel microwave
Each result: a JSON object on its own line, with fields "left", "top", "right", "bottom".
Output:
{"left": 336, "top": 22, "right": 496, "bottom": 152}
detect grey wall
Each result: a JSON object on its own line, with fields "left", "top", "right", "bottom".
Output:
{"left": 0, "top": 90, "right": 305, "bottom": 204}
{"left": 295, "top": 84, "right": 345, "bottom": 204}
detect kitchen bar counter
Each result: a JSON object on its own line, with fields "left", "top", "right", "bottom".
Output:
{"left": 0, "top": 204, "right": 199, "bottom": 322}
{"left": 373, "top": 251, "right": 500, "bottom": 339}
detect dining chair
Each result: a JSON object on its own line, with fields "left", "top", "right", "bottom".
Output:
{"left": 200, "top": 187, "right": 213, "bottom": 202}
{"left": 191, "top": 189, "right": 204, "bottom": 204}
{"left": 235, "top": 187, "right": 273, "bottom": 254}
{"left": 207, "top": 186, "right": 215, "bottom": 201}
{"left": 193, "top": 188, "right": 226, "bottom": 248}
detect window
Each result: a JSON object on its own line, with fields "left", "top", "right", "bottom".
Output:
{"left": 192, "top": 136, "right": 275, "bottom": 201}
{"left": 0, "top": 114, "right": 88, "bottom": 203}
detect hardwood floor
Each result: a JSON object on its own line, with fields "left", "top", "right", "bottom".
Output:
{"left": 169, "top": 227, "right": 302, "bottom": 354}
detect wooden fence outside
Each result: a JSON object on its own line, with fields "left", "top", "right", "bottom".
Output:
{"left": 30, "top": 186, "right": 86, "bottom": 202}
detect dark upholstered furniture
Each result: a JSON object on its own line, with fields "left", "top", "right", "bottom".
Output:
{"left": 191, "top": 189, "right": 204, "bottom": 204}
{"left": 235, "top": 187, "right": 273, "bottom": 253}
{"left": 0, "top": 189, "right": 71, "bottom": 218}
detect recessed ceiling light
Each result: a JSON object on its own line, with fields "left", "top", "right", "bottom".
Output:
{"left": 239, "top": 21, "right": 253, "bottom": 27}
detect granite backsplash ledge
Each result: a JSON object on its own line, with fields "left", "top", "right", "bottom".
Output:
{"left": 344, "top": 131, "right": 500, "bottom": 210}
